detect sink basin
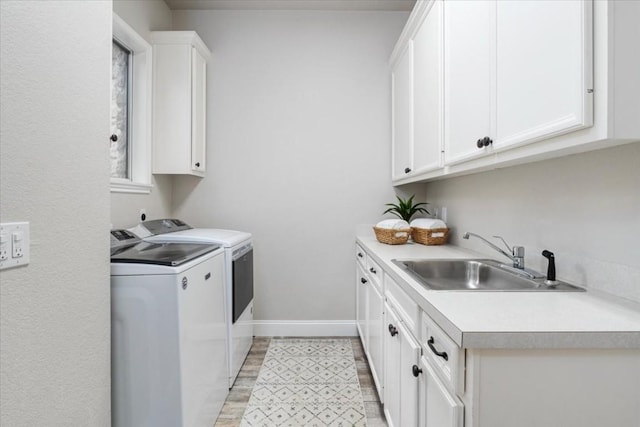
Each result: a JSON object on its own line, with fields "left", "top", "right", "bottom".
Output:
{"left": 392, "top": 258, "right": 584, "bottom": 292}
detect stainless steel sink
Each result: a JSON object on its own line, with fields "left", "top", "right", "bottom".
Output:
{"left": 392, "top": 259, "right": 584, "bottom": 291}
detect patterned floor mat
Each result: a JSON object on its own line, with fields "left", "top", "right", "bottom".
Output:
{"left": 240, "top": 339, "right": 367, "bottom": 426}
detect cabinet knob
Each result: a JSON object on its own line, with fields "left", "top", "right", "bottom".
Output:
{"left": 388, "top": 324, "right": 398, "bottom": 337}
{"left": 360, "top": 277, "right": 368, "bottom": 284}
{"left": 412, "top": 365, "right": 423, "bottom": 377}
{"left": 482, "top": 136, "right": 493, "bottom": 147}
{"left": 369, "top": 267, "right": 377, "bottom": 274}
{"left": 476, "top": 138, "right": 483, "bottom": 148}
{"left": 195, "top": 162, "right": 201, "bottom": 167}
{"left": 357, "top": 252, "right": 363, "bottom": 258}
{"left": 404, "top": 167, "right": 412, "bottom": 174}
{"left": 110, "top": 134, "right": 118, "bottom": 142}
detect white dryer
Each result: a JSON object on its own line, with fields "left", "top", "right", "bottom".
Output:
{"left": 132, "top": 219, "right": 253, "bottom": 388}
{"left": 110, "top": 229, "right": 228, "bottom": 427}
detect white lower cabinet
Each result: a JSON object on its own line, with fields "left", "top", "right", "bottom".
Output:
{"left": 367, "top": 283, "right": 384, "bottom": 395}
{"left": 356, "top": 263, "right": 367, "bottom": 351}
{"left": 356, "top": 242, "right": 640, "bottom": 427}
{"left": 355, "top": 256, "right": 384, "bottom": 399}
{"left": 383, "top": 306, "right": 401, "bottom": 426}
{"left": 384, "top": 305, "right": 420, "bottom": 427}
{"left": 418, "top": 356, "right": 464, "bottom": 427}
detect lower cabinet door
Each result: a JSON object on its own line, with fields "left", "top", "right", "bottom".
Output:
{"left": 384, "top": 304, "right": 421, "bottom": 427}
{"left": 419, "top": 356, "right": 464, "bottom": 427}
{"left": 367, "top": 283, "right": 384, "bottom": 398}
{"left": 356, "top": 264, "right": 368, "bottom": 350}
{"left": 399, "top": 322, "right": 420, "bottom": 427}
{"left": 384, "top": 304, "right": 402, "bottom": 427}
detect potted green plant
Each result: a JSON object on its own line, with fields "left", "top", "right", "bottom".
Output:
{"left": 383, "top": 194, "right": 430, "bottom": 222}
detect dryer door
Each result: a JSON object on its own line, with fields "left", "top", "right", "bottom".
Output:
{"left": 232, "top": 246, "right": 253, "bottom": 323}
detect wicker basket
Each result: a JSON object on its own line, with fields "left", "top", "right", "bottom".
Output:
{"left": 412, "top": 227, "right": 449, "bottom": 245}
{"left": 373, "top": 226, "right": 411, "bottom": 245}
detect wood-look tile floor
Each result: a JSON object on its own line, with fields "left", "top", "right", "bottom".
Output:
{"left": 214, "top": 337, "right": 387, "bottom": 427}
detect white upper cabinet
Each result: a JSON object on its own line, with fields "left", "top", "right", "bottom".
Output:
{"left": 392, "top": 0, "right": 640, "bottom": 184}
{"left": 391, "top": 0, "right": 445, "bottom": 183}
{"left": 443, "top": 0, "right": 495, "bottom": 166}
{"left": 445, "top": 0, "right": 593, "bottom": 166}
{"left": 494, "top": 0, "right": 593, "bottom": 151}
{"left": 413, "top": 0, "right": 444, "bottom": 174}
{"left": 152, "top": 31, "right": 211, "bottom": 177}
{"left": 391, "top": 42, "right": 414, "bottom": 180}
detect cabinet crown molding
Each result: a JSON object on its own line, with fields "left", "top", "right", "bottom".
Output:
{"left": 151, "top": 31, "right": 212, "bottom": 60}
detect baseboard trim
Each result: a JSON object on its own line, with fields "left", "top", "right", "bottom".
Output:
{"left": 253, "top": 320, "right": 358, "bottom": 337}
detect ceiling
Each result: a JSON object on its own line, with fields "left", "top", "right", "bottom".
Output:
{"left": 164, "top": 0, "right": 416, "bottom": 12}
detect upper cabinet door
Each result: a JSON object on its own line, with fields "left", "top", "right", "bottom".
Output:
{"left": 391, "top": 42, "right": 414, "bottom": 180}
{"left": 152, "top": 31, "right": 211, "bottom": 177}
{"left": 494, "top": 0, "right": 593, "bottom": 151}
{"left": 443, "top": 0, "right": 496, "bottom": 166}
{"left": 413, "top": 0, "right": 444, "bottom": 174}
{"left": 191, "top": 47, "right": 207, "bottom": 173}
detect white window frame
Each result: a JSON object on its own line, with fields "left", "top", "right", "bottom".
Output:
{"left": 111, "top": 13, "right": 152, "bottom": 194}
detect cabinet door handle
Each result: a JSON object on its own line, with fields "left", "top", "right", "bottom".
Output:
{"left": 357, "top": 252, "right": 363, "bottom": 258}
{"left": 427, "top": 336, "right": 449, "bottom": 361}
{"left": 482, "top": 136, "right": 493, "bottom": 147}
{"left": 388, "top": 324, "right": 398, "bottom": 337}
{"left": 404, "top": 167, "right": 412, "bottom": 174}
{"left": 110, "top": 134, "right": 118, "bottom": 142}
{"left": 360, "top": 277, "right": 368, "bottom": 284}
{"left": 412, "top": 364, "right": 423, "bottom": 377}
{"left": 476, "top": 138, "right": 483, "bottom": 149}
{"left": 369, "top": 267, "right": 377, "bottom": 274}
{"left": 195, "top": 162, "right": 201, "bottom": 167}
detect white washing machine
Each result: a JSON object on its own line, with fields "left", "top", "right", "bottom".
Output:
{"left": 131, "top": 219, "right": 254, "bottom": 388}
{"left": 110, "top": 229, "right": 228, "bottom": 427}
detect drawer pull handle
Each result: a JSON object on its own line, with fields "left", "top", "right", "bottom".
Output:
{"left": 369, "top": 267, "right": 377, "bottom": 274}
{"left": 360, "top": 277, "right": 368, "bottom": 284}
{"left": 357, "top": 252, "right": 363, "bottom": 258}
{"left": 412, "top": 365, "right": 422, "bottom": 377}
{"left": 388, "top": 324, "right": 398, "bottom": 337}
{"left": 427, "top": 336, "right": 449, "bottom": 361}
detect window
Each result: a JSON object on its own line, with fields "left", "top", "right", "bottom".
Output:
{"left": 110, "top": 13, "right": 152, "bottom": 193}
{"left": 111, "top": 39, "right": 131, "bottom": 179}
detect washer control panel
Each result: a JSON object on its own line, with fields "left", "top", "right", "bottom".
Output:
{"left": 110, "top": 229, "right": 141, "bottom": 252}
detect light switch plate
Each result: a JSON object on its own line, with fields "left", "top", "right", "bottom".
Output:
{"left": 0, "top": 222, "right": 30, "bottom": 270}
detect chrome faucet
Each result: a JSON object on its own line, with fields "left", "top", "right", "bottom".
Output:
{"left": 462, "top": 232, "right": 526, "bottom": 269}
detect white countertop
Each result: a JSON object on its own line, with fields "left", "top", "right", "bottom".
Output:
{"left": 357, "top": 233, "right": 640, "bottom": 349}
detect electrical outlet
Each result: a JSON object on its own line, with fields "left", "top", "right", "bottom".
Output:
{"left": 0, "top": 234, "right": 8, "bottom": 261}
{"left": 0, "top": 222, "right": 29, "bottom": 270}
{"left": 12, "top": 231, "right": 24, "bottom": 258}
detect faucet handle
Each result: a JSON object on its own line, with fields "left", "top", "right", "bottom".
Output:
{"left": 492, "top": 235, "right": 513, "bottom": 252}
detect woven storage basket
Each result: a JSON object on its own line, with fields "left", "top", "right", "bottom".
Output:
{"left": 412, "top": 227, "right": 449, "bottom": 245}
{"left": 373, "top": 226, "right": 411, "bottom": 245}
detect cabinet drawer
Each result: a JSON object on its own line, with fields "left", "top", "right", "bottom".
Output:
{"left": 385, "top": 275, "right": 420, "bottom": 337}
{"left": 355, "top": 244, "right": 366, "bottom": 268}
{"left": 366, "top": 256, "right": 383, "bottom": 291}
{"left": 421, "top": 312, "right": 465, "bottom": 396}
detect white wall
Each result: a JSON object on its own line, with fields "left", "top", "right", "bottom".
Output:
{"left": 171, "top": 10, "right": 408, "bottom": 328}
{"left": 0, "top": 1, "right": 111, "bottom": 425}
{"left": 422, "top": 142, "right": 640, "bottom": 303}
{"left": 110, "top": 0, "right": 174, "bottom": 229}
